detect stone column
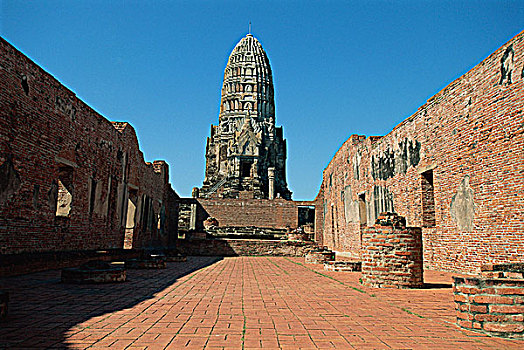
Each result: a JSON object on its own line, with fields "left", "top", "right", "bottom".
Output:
{"left": 268, "top": 167, "right": 275, "bottom": 200}
{"left": 361, "top": 212, "right": 423, "bottom": 288}
{"left": 189, "top": 203, "right": 197, "bottom": 231}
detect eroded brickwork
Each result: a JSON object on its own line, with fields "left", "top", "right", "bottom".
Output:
{"left": 317, "top": 32, "right": 524, "bottom": 273}
{"left": 177, "top": 238, "right": 314, "bottom": 256}
{"left": 0, "top": 37, "right": 178, "bottom": 254}
{"left": 361, "top": 214, "right": 423, "bottom": 289}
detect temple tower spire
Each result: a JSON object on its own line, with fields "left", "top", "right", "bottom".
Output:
{"left": 199, "top": 34, "right": 291, "bottom": 200}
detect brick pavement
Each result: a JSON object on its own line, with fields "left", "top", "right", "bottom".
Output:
{"left": 1, "top": 256, "right": 523, "bottom": 349}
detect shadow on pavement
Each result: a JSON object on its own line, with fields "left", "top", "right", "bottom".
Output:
{"left": 0, "top": 256, "right": 222, "bottom": 349}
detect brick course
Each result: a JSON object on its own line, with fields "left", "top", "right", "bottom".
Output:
{"left": 177, "top": 238, "right": 315, "bottom": 257}
{"left": 454, "top": 276, "right": 524, "bottom": 338}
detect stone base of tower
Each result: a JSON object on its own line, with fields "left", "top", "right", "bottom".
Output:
{"left": 176, "top": 198, "right": 318, "bottom": 238}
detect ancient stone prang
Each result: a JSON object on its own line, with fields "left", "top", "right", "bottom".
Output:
{"left": 199, "top": 34, "right": 291, "bottom": 199}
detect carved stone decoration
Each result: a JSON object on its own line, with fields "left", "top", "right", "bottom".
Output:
{"left": 199, "top": 34, "right": 291, "bottom": 199}
{"left": 0, "top": 156, "right": 22, "bottom": 206}
{"left": 48, "top": 180, "right": 58, "bottom": 212}
{"left": 499, "top": 45, "right": 515, "bottom": 85}
{"left": 450, "top": 175, "right": 475, "bottom": 231}
{"left": 342, "top": 186, "right": 359, "bottom": 223}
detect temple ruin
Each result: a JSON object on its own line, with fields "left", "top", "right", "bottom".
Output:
{"left": 1, "top": 29, "right": 523, "bottom": 340}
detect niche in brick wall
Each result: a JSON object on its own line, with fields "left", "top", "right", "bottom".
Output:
{"left": 56, "top": 167, "right": 74, "bottom": 217}
{"left": 240, "top": 158, "right": 253, "bottom": 178}
{"left": 358, "top": 193, "right": 367, "bottom": 225}
{"left": 298, "top": 206, "right": 315, "bottom": 227}
{"left": 421, "top": 170, "right": 436, "bottom": 227}
{"left": 123, "top": 188, "right": 138, "bottom": 249}
{"left": 88, "top": 177, "right": 97, "bottom": 215}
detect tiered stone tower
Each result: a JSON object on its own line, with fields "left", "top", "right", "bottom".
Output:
{"left": 199, "top": 34, "right": 291, "bottom": 199}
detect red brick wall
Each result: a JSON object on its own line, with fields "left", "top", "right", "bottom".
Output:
{"left": 0, "top": 37, "right": 177, "bottom": 254}
{"left": 318, "top": 31, "right": 524, "bottom": 273}
{"left": 194, "top": 198, "right": 316, "bottom": 230}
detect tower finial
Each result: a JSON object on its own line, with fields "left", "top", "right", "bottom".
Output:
{"left": 249, "top": 21, "right": 251, "bottom": 34}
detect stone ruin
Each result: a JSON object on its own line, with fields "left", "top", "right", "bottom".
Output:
{"left": 324, "top": 261, "right": 362, "bottom": 272}
{"left": 305, "top": 247, "right": 336, "bottom": 264}
{"left": 361, "top": 212, "right": 423, "bottom": 289}
{"left": 125, "top": 251, "right": 167, "bottom": 269}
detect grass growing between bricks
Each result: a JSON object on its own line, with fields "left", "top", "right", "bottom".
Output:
{"left": 266, "top": 257, "right": 290, "bottom": 275}
{"left": 402, "top": 307, "right": 425, "bottom": 318}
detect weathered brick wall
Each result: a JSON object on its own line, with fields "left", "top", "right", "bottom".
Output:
{"left": 318, "top": 31, "right": 524, "bottom": 273}
{"left": 361, "top": 224, "right": 423, "bottom": 288}
{"left": 454, "top": 276, "right": 524, "bottom": 338}
{"left": 0, "top": 37, "right": 177, "bottom": 254}
{"left": 193, "top": 198, "right": 317, "bottom": 231}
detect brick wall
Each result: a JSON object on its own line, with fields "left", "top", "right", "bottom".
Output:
{"left": 317, "top": 31, "right": 524, "bottom": 273}
{"left": 0, "top": 37, "right": 178, "bottom": 254}
{"left": 185, "top": 198, "right": 317, "bottom": 231}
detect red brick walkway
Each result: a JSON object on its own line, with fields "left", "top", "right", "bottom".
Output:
{"left": 1, "top": 256, "right": 523, "bottom": 349}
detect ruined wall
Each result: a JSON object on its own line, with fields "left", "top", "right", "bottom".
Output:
{"left": 361, "top": 221, "right": 423, "bottom": 288}
{"left": 0, "top": 37, "right": 178, "bottom": 254}
{"left": 319, "top": 31, "right": 524, "bottom": 273}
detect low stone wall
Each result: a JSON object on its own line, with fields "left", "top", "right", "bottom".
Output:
{"left": 324, "top": 261, "right": 361, "bottom": 272}
{"left": 305, "top": 248, "right": 336, "bottom": 264}
{"left": 361, "top": 213, "right": 423, "bottom": 288}
{"left": 453, "top": 263, "right": 524, "bottom": 339}
{"left": 61, "top": 262, "right": 127, "bottom": 284}
{"left": 0, "top": 249, "right": 140, "bottom": 277}
{"left": 177, "top": 239, "right": 315, "bottom": 257}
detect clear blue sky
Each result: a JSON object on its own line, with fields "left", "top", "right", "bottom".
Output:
{"left": 1, "top": 1, "right": 522, "bottom": 200}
